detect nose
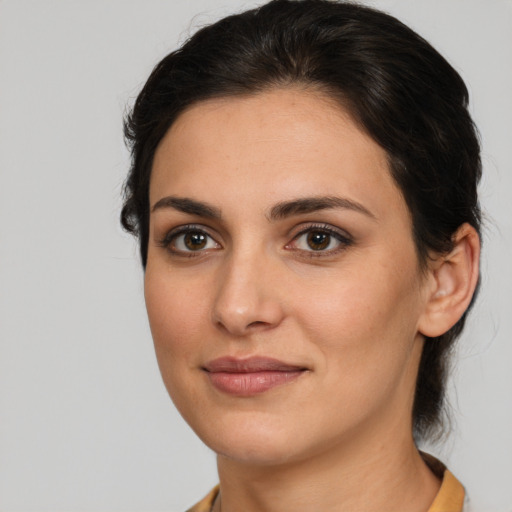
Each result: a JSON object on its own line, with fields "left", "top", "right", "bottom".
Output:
{"left": 211, "top": 251, "right": 286, "bottom": 336}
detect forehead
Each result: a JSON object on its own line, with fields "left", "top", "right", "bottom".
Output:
{"left": 150, "top": 88, "right": 408, "bottom": 224}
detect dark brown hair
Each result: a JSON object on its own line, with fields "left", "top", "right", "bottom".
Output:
{"left": 121, "top": 0, "right": 481, "bottom": 440}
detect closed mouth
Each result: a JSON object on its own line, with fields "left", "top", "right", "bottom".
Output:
{"left": 203, "top": 356, "right": 308, "bottom": 396}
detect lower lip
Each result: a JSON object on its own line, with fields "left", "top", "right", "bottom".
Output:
{"left": 206, "top": 370, "right": 304, "bottom": 396}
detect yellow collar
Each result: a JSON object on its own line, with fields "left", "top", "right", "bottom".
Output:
{"left": 187, "top": 455, "right": 465, "bottom": 512}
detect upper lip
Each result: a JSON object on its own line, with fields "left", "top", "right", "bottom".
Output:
{"left": 203, "top": 356, "right": 307, "bottom": 373}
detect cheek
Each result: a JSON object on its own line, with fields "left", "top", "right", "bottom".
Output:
{"left": 293, "top": 267, "right": 424, "bottom": 431}
{"left": 143, "top": 269, "right": 220, "bottom": 428}
{"left": 295, "top": 258, "right": 424, "bottom": 375}
{"left": 302, "top": 262, "right": 418, "bottom": 329}
{"left": 144, "top": 267, "right": 210, "bottom": 373}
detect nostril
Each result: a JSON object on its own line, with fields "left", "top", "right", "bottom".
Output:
{"left": 247, "top": 320, "right": 267, "bottom": 328}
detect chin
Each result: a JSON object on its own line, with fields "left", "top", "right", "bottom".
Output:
{"left": 194, "top": 413, "right": 307, "bottom": 466}
{"left": 213, "top": 437, "right": 300, "bottom": 466}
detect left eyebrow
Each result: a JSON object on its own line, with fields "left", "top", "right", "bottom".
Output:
{"left": 268, "top": 196, "right": 376, "bottom": 221}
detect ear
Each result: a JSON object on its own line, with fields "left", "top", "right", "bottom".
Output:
{"left": 418, "top": 223, "right": 480, "bottom": 338}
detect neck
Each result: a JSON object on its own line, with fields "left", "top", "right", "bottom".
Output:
{"left": 214, "top": 420, "right": 440, "bottom": 512}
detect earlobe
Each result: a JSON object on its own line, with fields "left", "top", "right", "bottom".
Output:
{"left": 418, "top": 223, "right": 480, "bottom": 338}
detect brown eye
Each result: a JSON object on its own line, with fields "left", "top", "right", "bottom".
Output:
{"left": 287, "top": 225, "right": 352, "bottom": 255}
{"left": 164, "top": 227, "right": 221, "bottom": 254}
{"left": 184, "top": 232, "right": 207, "bottom": 250}
{"left": 306, "top": 231, "right": 330, "bottom": 250}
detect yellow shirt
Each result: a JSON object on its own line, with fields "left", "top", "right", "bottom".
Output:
{"left": 186, "top": 456, "right": 465, "bottom": 512}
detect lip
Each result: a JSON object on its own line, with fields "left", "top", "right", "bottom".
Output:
{"left": 203, "top": 356, "right": 308, "bottom": 396}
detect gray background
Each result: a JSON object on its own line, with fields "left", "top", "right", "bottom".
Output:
{"left": 0, "top": 0, "right": 511, "bottom": 510}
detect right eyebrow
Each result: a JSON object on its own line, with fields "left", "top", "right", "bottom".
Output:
{"left": 151, "top": 196, "right": 222, "bottom": 219}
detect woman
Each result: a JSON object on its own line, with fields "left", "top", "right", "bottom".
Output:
{"left": 121, "top": 1, "right": 481, "bottom": 510}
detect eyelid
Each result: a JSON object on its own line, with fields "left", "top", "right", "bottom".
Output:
{"left": 285, "top": 222, "right": 353, "bottom": 255}
{"left": 156, "top": 222, "right": 352, "bottom": 257}
{"left": 158, "top": 224, "right": 222, "bottom": 254}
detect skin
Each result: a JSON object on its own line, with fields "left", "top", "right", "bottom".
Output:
{"left": 145, "top": 88, "right": 479, "bottom": 512}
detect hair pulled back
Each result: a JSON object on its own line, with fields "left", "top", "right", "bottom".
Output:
{"left": 121, "top": 0, "right": 482, "bottom": 441}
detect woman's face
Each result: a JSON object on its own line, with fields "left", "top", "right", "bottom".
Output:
{"left": 145, "top": 89, "right": 431, "bottom": 465}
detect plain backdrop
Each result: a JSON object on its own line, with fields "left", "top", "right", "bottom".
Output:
{"left": 0, "top": 0, "right": 511, "bottom": 511}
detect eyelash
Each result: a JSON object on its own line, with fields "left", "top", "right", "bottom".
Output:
{"left": 158, "top": 224, "right": 220, "bottom": 257}
{"left": 158, "top": 223, "right": 353, "bottom": 258}
{"left": 287, "top": 223, "right": 353, "bottom": 258}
